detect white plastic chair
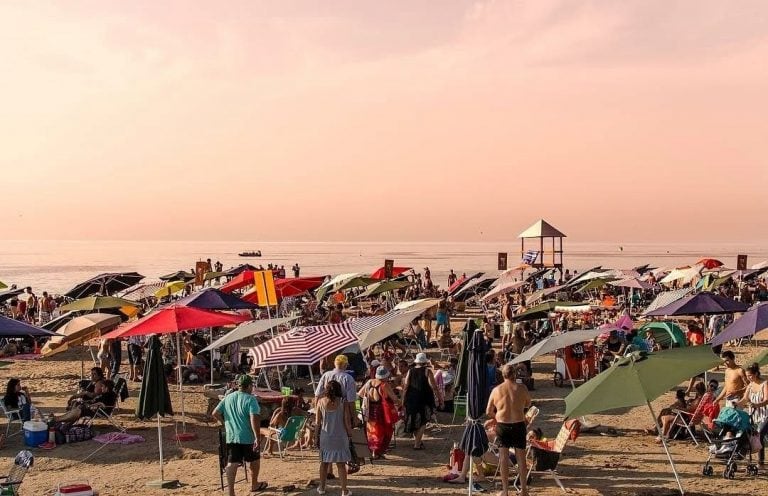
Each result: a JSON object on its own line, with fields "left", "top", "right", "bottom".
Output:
{"left": 1, "top": 402, "right": 23, "bottom": 438}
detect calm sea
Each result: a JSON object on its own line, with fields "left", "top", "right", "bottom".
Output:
{"left": 1, "top": 240, "right": 767, "bottom": 295}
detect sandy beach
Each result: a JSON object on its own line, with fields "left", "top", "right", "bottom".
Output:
{"left": 2, "top": 336, "right": 765, "bottom": 496}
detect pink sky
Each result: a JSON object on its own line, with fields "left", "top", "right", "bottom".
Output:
{"left": 2, "top": 1, "right": 767, "bottom": 243}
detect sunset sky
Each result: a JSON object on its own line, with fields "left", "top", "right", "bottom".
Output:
{"left": 2, "top": 1, "right": 767, "bottom": 243}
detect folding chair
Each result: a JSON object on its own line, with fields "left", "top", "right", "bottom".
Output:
{"left": 265, "top": 416, "right": 306, "bottom": 459}
{"left": 452, "top": 395, "right": 467, "bottom": 423}
{"left": 670, "top": 398, "right": 713, "bottom": 446}
{"left": 0, "top": 403, "right": 23, "bottom": 439}
{"left": 84, "top": 375, "right": 128, "bottom": 432}
{"left": 0, "top": 450, "right": 33, "bottom": 496}
{"left": 514, "top": 419, "right": 580, "bottom": 494}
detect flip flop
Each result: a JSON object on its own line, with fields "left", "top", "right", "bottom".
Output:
{"left": 250, "top": 481, "right": 268, "bottom": 493}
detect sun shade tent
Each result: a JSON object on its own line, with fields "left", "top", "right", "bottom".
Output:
{"left": 564, "top": 346, "right": 722, "bottom": 495}
{"left": 0, "top": 315, "right": 60, "bottom": 338}
{"left": 64, "top": 272, "right": 145, "bottom": 299}
{"left": 201, "top": 316, "right": 299, "bottom": 352}
{"left": 638, "top": 322, "right": 687, "bottom": 348}
{"left": 644, "top": 292, "right": 748, "bottom": 317}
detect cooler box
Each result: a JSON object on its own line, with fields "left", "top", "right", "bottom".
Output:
{"left": 55, "top": 481, "right": 95, "bottom": 496}
{"left": 23, "top": 421, "right": 47, "bottom": 447}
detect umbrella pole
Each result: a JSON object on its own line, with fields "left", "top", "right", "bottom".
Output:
{"left": 646, "top": 400, "right": 684, "bottom": 495}
{"left": 158, "top": 415, "right": 165, "bottom": 481}
{"left": 210, "top": 329, "right": 215, "bottom": 386}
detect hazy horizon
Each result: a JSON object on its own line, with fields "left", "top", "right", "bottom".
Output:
{"left": 3, "top": 1, "right": 767, "bottom": 243}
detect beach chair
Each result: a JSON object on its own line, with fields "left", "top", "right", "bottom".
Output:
{"left": 0, "top": 403, "right": 23, "bottom": 439}
{"left": 266, "top": 416, "right": 306, "bottom": 459}
{"left": 0, "top": 450, "right": 33, "bottom": 496}
{"left": 452, "top": 395, "right": 467, "bottom": 423}
{"left": 514, "top": 419, "right": 580, "bottom": 494}
{"left": 670, "top": 397, "right": 714, "bottom": 446}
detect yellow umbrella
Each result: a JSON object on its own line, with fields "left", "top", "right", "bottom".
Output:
{"left": 41, "top": 313, "right": 122, "bottom": 357}
{"left": 154, "top": 280, "right": 187, "bottom": 299}
{"left": 0, "top": 280, "right": 6, "bottom": 290}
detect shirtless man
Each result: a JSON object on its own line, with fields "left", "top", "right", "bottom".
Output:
{"left": 486, "top": 364, "right": 531, "bottom": 496}
{"left": 500, "top": 295, "right": 514, "bottom": 353}
{"left": 715, "top": 350, "right": 749, "bottom": 404}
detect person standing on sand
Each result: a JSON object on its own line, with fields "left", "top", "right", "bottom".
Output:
{"left": 315, "top": 379, "right": 353, "bottom": 496}
{"left": 213, "top": 374, "right": 268, "bottom": 495}
{"left": 448, "top": 270, "right": 457, "bottom": 287}
{"left": 486, "top": 364, "right": 531, "bottom": 496}
{"left": 500, "top": 295, "right": 513, "bottom": 353}
{"left": 716, "top": 350, "right": 749, "bottom": 404}
{"left": 403, "top": 353, "right": 441, "bottom": 449}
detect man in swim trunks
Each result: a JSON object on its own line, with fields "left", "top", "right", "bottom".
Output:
{"left": 716, "top": 350, "right": 748, "bottom": 404}
{"left": 486, "top": 363, "right": 531, "bottom": 496}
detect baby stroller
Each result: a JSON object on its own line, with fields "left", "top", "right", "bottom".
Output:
{"left": 702, "top": 407, "right": 759, "bottom": 479}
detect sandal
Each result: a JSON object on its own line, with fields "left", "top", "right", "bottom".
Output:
{"left": 250, "top": 481, "right": 268, "bottom": 493}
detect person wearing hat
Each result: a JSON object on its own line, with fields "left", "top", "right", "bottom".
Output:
{"left": 213, "top": 374, "right": 267, "bottom": 495}
{"left": 358, "top": 366, "right": 400, "bottom": 459}
{"left": 402, "top": 352, "right": 442, "bottom": 449}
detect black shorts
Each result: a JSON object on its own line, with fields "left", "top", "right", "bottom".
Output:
{"left": 128, "top": 344, "right": 143, "bottom": 366}
{"left": 495, "top": 421, "right": 527, "bottom": 450}
{"left": 227, "top": 443, "right": 260, "bottom": 464}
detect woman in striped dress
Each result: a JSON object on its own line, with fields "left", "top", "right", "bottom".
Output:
{"left": 740, "top": 363, "right": 768, "bottom": 464}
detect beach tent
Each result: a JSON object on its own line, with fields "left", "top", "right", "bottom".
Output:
{"left": 64, "top": 272, "right": 145, "bottom": 299}
{"left": 565, "top": 346, "right": 721, "bottom": 495}
{"left": 370, "top": 266, "right": 412, "bottom": 280}
{"left": 638, "top": 322, "right": 687, "bottom": 349}
{"left": 710, "top": 302, "right": 768, "bottom": 346}
{"left": 0, "top": 315, "right": 59, "bottom": 338}
{"left": 644, "top": 292, "right": 747, "bottom": 317}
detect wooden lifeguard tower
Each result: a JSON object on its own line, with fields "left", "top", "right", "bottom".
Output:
{"left": 519, "top": 219, "right": 565, "bottom": 269}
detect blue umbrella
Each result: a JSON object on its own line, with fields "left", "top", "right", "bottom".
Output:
{"left": 0, "top": 315, "right": 60, "bottom": 337}
{"left": 175, "top": 287, "right": 258, "bottom": 310}
{"left": 710, "top": 302, "right": 768, "bottom": 346}
{"left": 459, "top": 329, "right": 489, "bottom": 493}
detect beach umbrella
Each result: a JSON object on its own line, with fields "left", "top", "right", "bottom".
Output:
{"left": 59, "top": 295, "right": 140, "bottom": 313}
{"left": 137, "top": 335, "right": 177, "bottom": 488}
{"left": 41, "top": 313, "right": 122, "bottom": 357}
{"left": 512, "top": 301, "right": 584, "bottom": 322}
{"left": 358, "top": 280, "right": 413, "bottom": 298}
{"left": 751, "top": 260, "right": 768, "bottom": 270}
{"left": 643, "top": 288, "right": 693, "bottom": 315}
{"left": 274, "top": 276, "right": 326, "bottom": 298}
{"left": 638, "top": 322, "right": 687, "bottom": 349}
{"left": 710, "top": 302, "right": 768, "bottom": 346}
{"left": 0, "top": 280, "right": 6, "bottom": 290}
{"left": 355, "top": 308, "right": 429, "bottom": 351}
{"left": 154, "top": 280, "right": 187, "bottom": 299}
{"left": 120, "top": 281, "right": 164, "bottom": 301}
{"left": 315, "top": 273, "right": 378, "bottom": 301}
{"left": 225, "top": 264, "right": 259, "bottom": 277}
{"left": 159, "top": 270, "right": 195, "bottom": 282}
{"left": 201, "top": 316, "right": 299, "bottom": 352}
{"left": 564, "top": 346, "right": 721, "bottom": 495}
{"left": 0, "top": 315, "right": 60, "bottom": 338}
{"left": 510, "top": 328, "right": 607, "bottom": 365}
{"left": 370, "top": 266, "right": 412, "bottom": 280}
{"left": 250, "top": 323, "right": 359, "bottom": 368}
{"left": 755, "top": 349, "right": 768, "bottom": 367}
{"left": 480, "top": 281, "right": 525, "bottom": 302}
{"left": 64, "top": 272, "right": 145, "bottom": 299}
{"left": 576, "top": 278, "right": 615, "bottom": 293}
{"left": 644, "top": 291, "right": 747, "bottom": 317}
{"left": 176, "top": 287, "right": 258, "bottom": 310}
{"left": 696, "top": 258, "right": 723, "bottom": 270}
{"left": 0, "top": 288, "right": 23, "bottom": 303}
{"left": 219, "top": 270, "right": 257, "bottom": 293}
{"left": 459, "top": 329, "right": 489, "bottom": 495}
{"left": 449, "top": 272, "right": 483, "bottom": 296}
{"left": 609, "top": 278, "right": 656, "bottom": 290}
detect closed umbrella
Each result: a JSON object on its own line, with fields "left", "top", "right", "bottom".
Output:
{"left": 710, "top": 302, "right": 768, "bottom": 346}
{"left": 564, "top": 346, "right": 721, "bottom": 495}
{"left": 137, "top": 335, "right": 177, "bottom": 488}
{"left": 65, "top": 272, "right": 145, "bottom": 299}
{"left": 454, "top": 319, "right": 477, "bottom": 396}
{"left": 644, "top": 292, "right": 748, "bottom": 317}
{"left": 459, "top": 329, "right": 489, "bottom": 495}
{"left": 59, "top": 295, "right": 139, "bottom": 313}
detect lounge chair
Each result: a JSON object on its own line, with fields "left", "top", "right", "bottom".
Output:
{"left": 0, "top": 450, "right": 33, "bottom": 496}
{"left": 514, "top": 419, "right": 581, "bottom": 494}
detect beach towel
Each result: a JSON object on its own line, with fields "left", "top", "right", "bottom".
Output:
{"left": 93, "top": 432, "right": 144, "bottom": 444}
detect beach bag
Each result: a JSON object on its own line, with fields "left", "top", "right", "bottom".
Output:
{"left": 346, "top": 440, "right": 360, "bottom": 474}
{"left": 65, "top": 425, "right": 94, "bottom": 444}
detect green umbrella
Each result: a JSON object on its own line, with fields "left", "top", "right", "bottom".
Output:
{"left": 359, "top": 280, "right": 412, "bottom": 298}
{"left": 638, "top": 322, "right": 687, "bottom": 349}
{"left": 59, "top": 295, "right": 139, "bottom": 312}
{"left": 137, "top": 336, "right": 176, "bottom": 488}
{"left": 0, "top": 280, "right": 6, "bottom": 290}
{"left": 159, "top": 270, "right": 196, "bottom": 282}
{"left": 755, "top": 349, "right": 768, "bottom": 367}
{"left": 565, "top": 346, "right": 721, "bottom": 495}
{"left": 576, "top": 278, "right": 616, "bottom": 293}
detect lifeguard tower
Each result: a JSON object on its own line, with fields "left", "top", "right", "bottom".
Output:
{"left": 519, "top": 219, "right": 565, "bottom": 269}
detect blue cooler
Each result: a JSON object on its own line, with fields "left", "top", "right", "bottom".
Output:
{"left": 23, "top": 421, "right": 48, "bottom": 447}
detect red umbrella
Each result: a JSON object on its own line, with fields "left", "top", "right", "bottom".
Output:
{"left": 219, "top": 270, "right": 257, "bottom": 293}
{"left": 696, "top": 258, "right": 723, "bottom": 270}
{"left": 370, "top": 266, "right": 412, "bottom": 280}
{"left": 103, "top": 305, "right": 250, "bottom": 339}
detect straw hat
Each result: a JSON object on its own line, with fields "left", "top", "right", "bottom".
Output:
{"left": 414, "top": 352, "right": 429, "bottom": 365}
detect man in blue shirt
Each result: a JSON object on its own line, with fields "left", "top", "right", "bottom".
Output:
{"left": 213, "top": 374, "right": 267, "bottom": 495}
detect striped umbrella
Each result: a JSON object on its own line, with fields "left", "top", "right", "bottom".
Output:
{"left": 250, "top": 322, "right": 358, "bottom": 367}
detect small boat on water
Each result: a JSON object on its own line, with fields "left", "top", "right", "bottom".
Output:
{"left": 238, "top": 250, "right": 262, "bottom": 257}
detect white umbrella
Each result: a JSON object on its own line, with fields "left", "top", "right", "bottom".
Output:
{"left": 510, "top": 329, "right": 606, "bottom": 365}
{"left": 201, "top": 316, "right": 298, "bottom": 352}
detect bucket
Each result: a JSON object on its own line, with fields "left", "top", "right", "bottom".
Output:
{"left": 23, "top": 421, "right": 48, "bottom": 447}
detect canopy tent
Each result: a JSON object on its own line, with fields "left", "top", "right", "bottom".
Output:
{"left": 638, "top": 322, "right": 687, "bottom": 349}
{"left": 510, "top": 328, "right": 607, "bottom": 365}
{"left": 65, "top": 272, "right": 145, "bottom": 299}
{"left": 202, "top": 316, "right": 299, "bottom": 352}
{"left": 370, "top": 266, "right": 412, "bottom": 280}
{"left": 59, "top": 295, "right": 139, "bottom": 313}
{"left": 41, "top": 313, "right": 122, "bottom": 357}
{"left": 710, "top": 302, "right": 768, "bottom": 346}
{"left": 564, "top": 346, "right": 721, "bottom": 495}
{"left": 644, "top": 292, "right": 747, "bottom": 317}
{"left": 175, "top": 287, "right": 258, "bottom": 310}
{"left": 480, "top": 281, "right": 525, "bottom": 302}
{"left": 643, "top": 288, "right": 693, "bottom": 315}
{"left": 358, "top": 280, "right": 413, "bottom": 299}
{"left": 0, "top": 315, "right": 60, "bottom": 338}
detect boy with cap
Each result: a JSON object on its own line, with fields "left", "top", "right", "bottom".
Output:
{"left": 213, "top": 375, "right": 267, "bottom": 495}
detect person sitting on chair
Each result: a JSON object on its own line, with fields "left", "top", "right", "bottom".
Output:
{"left": 3, "top": 378, "right": 33, "bottom": 421}
{"left": 57, "top": 380, "right": 117, "bottom": 424}
{"left": 67, "top": 367, "right": 106, "bottom": 408}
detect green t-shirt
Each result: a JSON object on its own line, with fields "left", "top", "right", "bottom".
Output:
{"left": 214, "top": 390, "right": 261, "bottom": 444}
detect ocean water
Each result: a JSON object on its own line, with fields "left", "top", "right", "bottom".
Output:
{"left": 1, "top": 240, "right": 767, "bottom": 295}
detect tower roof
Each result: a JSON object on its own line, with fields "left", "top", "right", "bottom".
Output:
{"left": 518, "top": 219, "right": 566, "bottom": 238}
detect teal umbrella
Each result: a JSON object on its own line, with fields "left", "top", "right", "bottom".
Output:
{"left": 565, "top": 346, "right": 721, "bottom": 495}
{"left": 137, "top": 336, "right": 177, "bottom": 488}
